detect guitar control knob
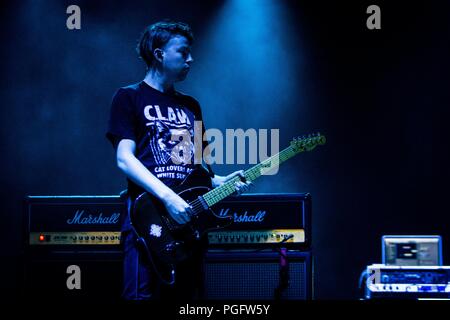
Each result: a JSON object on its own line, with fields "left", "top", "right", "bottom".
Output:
{"left": 165, "top": 241, "right": 181, "bottom": 253}
{"left": 165, "top": 244, "right": 175, "bottom": 253}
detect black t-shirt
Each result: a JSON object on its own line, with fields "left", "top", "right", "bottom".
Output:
{"left": 106, "top": 81, "right": 208, "bottom": 201}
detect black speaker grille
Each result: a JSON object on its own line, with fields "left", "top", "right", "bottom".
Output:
{"left": 204, "top": 251, "right": 311, "bottom": 300}
{"left": 23, "top": 254, "right": 123, "bottom": 300}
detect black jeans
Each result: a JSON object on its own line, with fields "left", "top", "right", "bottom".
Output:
{"left": 121, "top": 197, "right": 206, "bottom": 300}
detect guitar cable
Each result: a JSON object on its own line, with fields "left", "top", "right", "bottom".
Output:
{"left": 134, "top": 232, "right": 176, "bottom": 286}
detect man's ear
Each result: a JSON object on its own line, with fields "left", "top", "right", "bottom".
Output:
{"left": 153, "top": 48, "right": 164, "bottom": 63}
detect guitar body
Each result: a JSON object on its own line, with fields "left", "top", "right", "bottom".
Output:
{"left": 130, "top": 166, "right": 232, "bottom": 265}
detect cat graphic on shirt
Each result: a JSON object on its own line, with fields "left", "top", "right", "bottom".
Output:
{"left": 149, "top": 120, "right": 194, "bottom": 165}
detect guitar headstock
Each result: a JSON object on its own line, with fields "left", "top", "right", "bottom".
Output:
{"left": 290, "top": 133, "right": 326, "bottom": 153}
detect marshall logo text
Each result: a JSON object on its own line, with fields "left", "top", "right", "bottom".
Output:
{"left": 218, "top": 208, "right": 266, "bottom": 223}
{"left": 66, "top": 210, "right": 120, "bottom": 225}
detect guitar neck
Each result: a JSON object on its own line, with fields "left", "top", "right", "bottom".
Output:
{"left": 202, "top": 145, "right": 299, "bottom": 208}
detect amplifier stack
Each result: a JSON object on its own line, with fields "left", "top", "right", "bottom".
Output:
{"left": 205, "top": 193, "right": 313, "bottom": 300}
{"left": 23, "top": 195, "right": 125, "bottom": 300}
{"left": 23, "top": 193, "right": 313, "bottom": 300}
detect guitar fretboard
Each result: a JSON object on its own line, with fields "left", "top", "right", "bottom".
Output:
{"left": 202, "top": 144, "right": 301, "bottom": 208}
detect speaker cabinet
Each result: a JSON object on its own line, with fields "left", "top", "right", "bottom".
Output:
{"left": 23, "top": 251, "right": 122, "bottom": 301}
{"left": 203, "top": 250, "right": 313, "bottom": 300}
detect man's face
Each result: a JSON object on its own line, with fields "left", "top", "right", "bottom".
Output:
{"left": 160, "top": 35, "right": 193, "bottom": 82}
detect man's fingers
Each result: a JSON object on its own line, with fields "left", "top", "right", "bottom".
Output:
{"left": 186, "top": 206, "right": 194, "bottom": 217}
{"left": 228, "top": 170, "right": 245, "bottom": 181}
{"left": 174, "top": 215, "right": 186, "bottom": 224}
{"left": 175, "top": 207, "right": 192, "bottom": 224}
{"left": 229, "top": 171, "right": 253, "bottom": 195}
{"left": 184, "top": 207, "right": 192, "bottom": 222}
{"left": 234, "top": 181, "right": 250, "bottom": 195}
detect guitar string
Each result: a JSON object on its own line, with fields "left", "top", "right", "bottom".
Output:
{"left": 188, "top": 138, "right": 317, "bottom": 214}
{"left": 200, "top": 148, "right": 292, "bottom": 207}
{"left": 201, "top": 145, "right": 296, "bottom": 208}
{"left": 206, "top": 145, "right": 295, "bottom": 201}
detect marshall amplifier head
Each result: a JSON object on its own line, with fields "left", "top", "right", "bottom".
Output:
{"left": 24, "top": 195, "right": 125, "bottom": 250}
{"left": 208, "top": 193, "right": 311, "bottom": 249}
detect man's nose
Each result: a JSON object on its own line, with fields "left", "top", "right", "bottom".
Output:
{"left": 186, "top": 53, "right": 194, "bottom": 64}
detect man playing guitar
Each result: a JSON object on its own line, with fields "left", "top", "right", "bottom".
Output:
{"left": 106, "top": 20, "right": 251, "bottom": 300}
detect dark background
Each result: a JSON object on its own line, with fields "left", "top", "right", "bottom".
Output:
{"left": 1, "top": 0, "right": 449, "bottom": 300}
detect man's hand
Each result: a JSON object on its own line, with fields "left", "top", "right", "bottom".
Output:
{"left": 212, "top": 170, "right": 253, "bottom": 195}
{"left": 161, "top": 192, "right": 192, "bottom": 225}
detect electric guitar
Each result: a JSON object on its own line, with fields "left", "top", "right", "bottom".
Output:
{"left": 130, "top": 133, "right": 326, "bottom": 268}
